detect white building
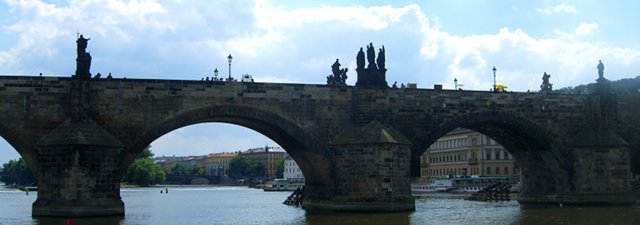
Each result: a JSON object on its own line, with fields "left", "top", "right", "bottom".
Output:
{"left": 283, "top": 154, "right": 304, "bottom": 179}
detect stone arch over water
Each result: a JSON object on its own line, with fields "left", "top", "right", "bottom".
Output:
{"left": 129, "top": 104, "right": 333, "bottom": 196}
{"left": 413, "top": 111, "right": 572, "bottom": 200}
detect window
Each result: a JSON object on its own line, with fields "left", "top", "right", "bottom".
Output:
{"left": 504, "top": 166, "right": 509, "bottom": 175}
{"left": 496, "top": 166, "right": 500, "bottom": 174}
{"left": 486, "top": 167, "right": 491, "bottom": 175}
{"left": 485, "top": 149, "right": 491, "bottom": 160}
{"left": 495, "top": 151, "right": 500, "bottom": 160}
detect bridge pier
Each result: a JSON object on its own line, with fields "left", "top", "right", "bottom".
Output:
{"left": 518, "top": 129, "right": 634, "bottom": 206}
{"left": 303, "top": 121, "right": 415, "bottom": 212}
{"left": 569, "top": 130, "right": 632, "bottom": 204}
{"left": 32, "top": 119, "right": 125, "bottom": 217}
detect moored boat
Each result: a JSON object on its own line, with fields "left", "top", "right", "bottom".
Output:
{"left": 412, "top": 176, "right": 513, "bottom": 194}
{"left": 263, "top": 178, "right": 304, "bottom": 191}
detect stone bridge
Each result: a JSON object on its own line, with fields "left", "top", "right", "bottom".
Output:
{"left": 0, "top": 75, "right": 638, "bottom": 217}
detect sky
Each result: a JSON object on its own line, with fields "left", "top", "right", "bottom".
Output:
{"left": 1, "top": 0, "right": 639, "bottom": 163}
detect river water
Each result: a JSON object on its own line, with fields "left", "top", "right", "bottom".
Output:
{"left": 1, "top": 186, "right": 639, "bottom": 225}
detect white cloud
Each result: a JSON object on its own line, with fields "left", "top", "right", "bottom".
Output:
{"left": 151, "top": 123, "right": 278, "bottom": 157}
{"left": 253, "top": 2, "right": 416, "bottom": 31}
{"left": 575, "top": 22, "right": 599, "bottom": 35}
{"left": 422, "top": 24, "right": 640, "bottom": 91}
{"left": 536, "top": 3, "right": 578, "bottom": 15}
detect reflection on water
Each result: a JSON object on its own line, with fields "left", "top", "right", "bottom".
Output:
{"left": 412, "top": 194, "right": 522, "bottom": 225}
{"left": 1, "top": 187, "right": 639, "bottom": 225}
{"left": 34, "top": 216, "right": 124, "bottom": 225}
{"left": 514, "top": 206, "right": 640, "bottom": 225}
{"left": 305, "top": 212, "right": 410, "bottom": 225}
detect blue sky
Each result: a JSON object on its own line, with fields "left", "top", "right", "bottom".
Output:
{"left": 1, "top": 0, "right": 639, "bottom": 163}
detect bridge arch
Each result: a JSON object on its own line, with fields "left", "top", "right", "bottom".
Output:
{"left": 0, "top": 123, "right": 40, "bottom": 178}
{"left": 0, "top": 123, "right": 24, "bottom": 155}
{"left": 415, "top": 111, "right": 573, "bottom": 197}
{"left": 130, "top": 104, "right": 331, "bottom": 188}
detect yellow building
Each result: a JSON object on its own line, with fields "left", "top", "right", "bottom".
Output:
{"left": 201, "top": 152, "right": 238, "bottom": 176}
{"left": 241, "top": 146, "right": 286, "bottom": 179}
{"left": 420, "top": 128, "right": 519, "bottom": 183}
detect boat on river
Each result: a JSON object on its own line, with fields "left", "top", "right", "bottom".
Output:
{"left": 412, "top": 176, "right": 513, "bottom": 194}
{"left": 263, "top": 178, "right": 304, "bottom": 191}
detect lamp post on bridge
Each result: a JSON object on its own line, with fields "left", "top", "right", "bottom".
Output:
{"left": 492, "top": 66, "right": 497, "bottom": 92}
{"left": 227, "top": 54, "right": 233, "bottom": 81}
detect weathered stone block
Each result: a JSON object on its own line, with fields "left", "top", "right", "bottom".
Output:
{"left": 313, "top": 120, "right": 414, "bottom": 212}
{"left": 32, "top": 119, "right": 125, "bottom": 217}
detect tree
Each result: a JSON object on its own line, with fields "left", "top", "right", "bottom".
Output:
{"left": 169, "top": 164, "right": 188, "bottom": 176}
{"left": 123, "top": 146, "right": 165, "bottom": 186}
{"left": 138, "top": 146, "right": 154, "bottom": 159}
{"left": 250, "top": 162, "right": 266, "bottom": 178}
{"left": 275, "top": 158, "right": 284, "bottom": 179}
{"left": 189, "top": 166, "right": 206, "bottom": 176}
{"left": 0, "top": 158, "right": 35, "bottom": 186}
{"left": 125, "top": 159, "right": 166, "bottom": 186}
{"left": 228, "top": 156, "right": 250, "bottom": 179}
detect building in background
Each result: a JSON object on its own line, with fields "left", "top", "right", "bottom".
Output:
{"left": 201, "top": 152, "right": 238, "bottom": 176}
{"left": 241, "top": 145, "right": 286, "bottom": 179}
{"left": 283, "top": 154, "right": 304, "bottom": 180}
{"left": 419, "top": 128, "right": 520, "bottom": 183}
{"left": 153, "top": 146, "right": 287, "bottom": 183}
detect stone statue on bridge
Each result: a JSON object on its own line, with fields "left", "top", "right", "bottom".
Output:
{"left": 77, "top": 35, "right": 89, "bottom": 56}
{"left": 597, "top": 60, "right": 605, "bottom": 80}
{"left": 377, "top": 45, "right": 385, "bottom": 69}
{"left": 595, "top": 60, "right": 611, "bottom": 93}
{"left": 327, "top": 58, "right": 348, "bottom": 86}
{"left": 540, "top": 72, "right": 552, "bottom": 93}
{"left": 332, "top": 59, "right": 341, "bottom": 78}
{"left": 366, "top": 42, "right": 377, "bottom": 69}
{"left": 357, "top": 47, "right": 365, "bottom": 70}
{"left": 75, "top": 35, "right": 92, "bottom": 79}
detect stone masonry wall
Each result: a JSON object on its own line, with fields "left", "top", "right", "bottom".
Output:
{"left": 1, "top": 75, "right": 639, "bottom": 210}
{"left": 331, "top": 143, "right": 412, "bottom": 205}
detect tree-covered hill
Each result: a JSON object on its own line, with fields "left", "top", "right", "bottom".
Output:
{"left": 556, "top": 75, "right": 640, "bottom": 96}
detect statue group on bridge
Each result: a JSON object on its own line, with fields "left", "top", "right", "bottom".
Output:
{"left": 355, "top": 42, "right": 387, "bottom": 88}
{"left": 326, "top": 42, "right": 387, "bottom": 88}
{"left": 327, "top": 59, "right": 348, "bottom": 86}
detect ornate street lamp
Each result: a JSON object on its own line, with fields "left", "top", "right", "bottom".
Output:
{"left": 227, "top": 54, "right": 233, "bottom": 81}
{"left": 492, "top": 66, "right": 497, "bottom": 92}
{"left": 214, "top": 68, "right": 218, "bottom": 80}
